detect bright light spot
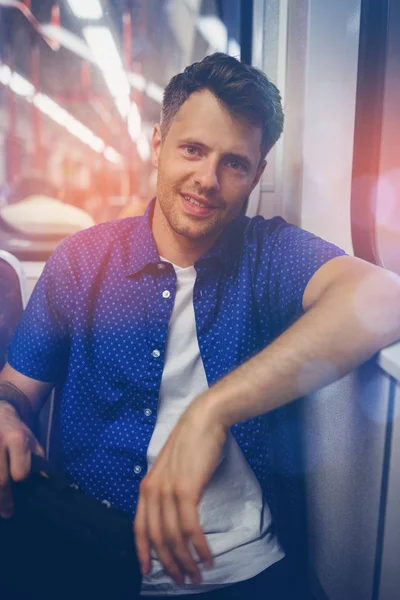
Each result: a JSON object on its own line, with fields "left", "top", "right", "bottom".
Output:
{"left": 2, "top": 66, "right": 120, "bottom": 163}
{"left": 10, "top": 72, "right": 35, "bottom": 97}
{"left": 83, "top": 26, "right": 130, "bottom": 116}
{"left": 34, "top": 93, "right": 105, "bottom": 154}
{"left": 137, "top": 133, "right": 150, "bottom": 162}
{"left": 128, "top": 74, "right": 163, "bottom": 105}
{"left": 67, "top": 0, "right": 103, "bottom": 20}
{"left": 104, "top": 147, "right": 123, "bottom": 164}
{"left": 351, "top": 175, "right": 376, "bottom": 228}
{"left": 0, "top": 64, "right": 12, "bottom": 86}
{"left": 40, "top": 24, "right": 96, "bottom": 64}
{"left": 376, "top": 170, "right": 400, "bottom": 230}
{"left": 197, "top": 16, "right": 227, "bottom": 53}
{"left": 83, "top": 27, "right": 126, "bottom": 85}
{"left": 34, "top": 94, "right": 70, "bottom": 126}
{"left": 146, "top": 82, "right": 164, "bottom": 104}
{"left": 375, "top": 169, "right": 400, "bottom": 274}
{"left": 129, "top": 72, "right": 146, "bottom": 92}
{"left": 128, "top": 102, "right": 141, "bottom": 141}
{"left": 228, "top": 39, "right": 241, "bottom": 58}
{"left": 115, "top": 96, "right": 131, "bottom": 119}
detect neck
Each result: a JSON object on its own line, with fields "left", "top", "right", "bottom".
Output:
{"left": 151, "top": 200, "right": 218, "bottom": 268}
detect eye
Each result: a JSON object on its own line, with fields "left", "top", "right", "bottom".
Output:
{"left": 227, "top": 159, "right": 247, "bottom": 172}
{"left": 184, "top": 145, "right": 200, "bottom": 156}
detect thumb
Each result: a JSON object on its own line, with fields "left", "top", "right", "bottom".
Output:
{"left": 31, "top": 442, "right": 49, "bottom": 478}
{"left": 31, "top": 439, "right": 46, "bottom": 458}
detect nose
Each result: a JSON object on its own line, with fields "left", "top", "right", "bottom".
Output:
{"left": 194, "top": 158, "right": 220, "bottom": 192}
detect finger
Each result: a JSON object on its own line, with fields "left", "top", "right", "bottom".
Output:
{"left": 0, "top": 448, "right": 13, "bottom": 518}
{"left": 162, "top": 490, "right": 201, "bottom": 584}
{"left": 178, "top": 493, "right": 213, "bottom": 569}
{"left": 7, "top": 430, "right": 31, "bottom": 482}
{"left": 31, "top": 442, "right": 48, "bottom": 477}
{"left": 134, "top": 495, "right": 151, "bottom": 576}
{"left": 147, "top": 490, "right": 184, "bottom": 586}
{"left": 32, "top": 441, "right": 46, "bottom": 458}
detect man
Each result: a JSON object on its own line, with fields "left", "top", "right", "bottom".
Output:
{"left": 0, "top": 53, "right": 399, "bottom": 599}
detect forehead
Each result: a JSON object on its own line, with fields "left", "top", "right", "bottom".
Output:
{"left": 166, "top": 90, "right": 262, "bottom": 163}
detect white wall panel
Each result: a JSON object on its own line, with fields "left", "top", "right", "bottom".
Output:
{"left": 304, "top": 364, "right": 390, "bottom": 600}
{"left": 254, "top": 0, "right": 361, "bottom": 253}
{"left": 378, "top": 380, "right": 400, "bottom": 600}
{"left": 299, "top": 0, "right": 361, "bottom": 253}
{"left": 248, "top": 0, "right": 286, "bottom": 219}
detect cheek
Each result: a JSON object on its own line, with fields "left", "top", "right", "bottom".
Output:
{"left": 220, "top": 175, "right": 252, "bottom": 203}
{"left": 160, "top": 158, "right": 193, "bottom": 187}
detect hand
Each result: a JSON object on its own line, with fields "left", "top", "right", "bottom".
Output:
{"left": 0, "top": 401, "right": 45, "bottom": 518}
{"left": 134, "top": 398, "right": 227, "bottom": 586}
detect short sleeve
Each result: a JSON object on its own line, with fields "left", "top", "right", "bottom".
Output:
{"left": 7, "top": 239, "right": 76, "bottom": 383}
{"left": 254, "top": 218, "right": 346, "bottom": 336}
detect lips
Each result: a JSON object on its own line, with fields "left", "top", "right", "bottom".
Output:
{"left": 182, "top": 194, "right": 215, "bottom": 209}
{"left": 180, "top": 194, "right": 217, "bottom": 217}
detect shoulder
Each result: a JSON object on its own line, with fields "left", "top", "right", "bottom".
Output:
{"left": 240, "top": 214, "right": 341, "bottom": 251}
{"left": 233, "top": 214, "right": 301, "bottom": 253}
{"left": 242, "top": 214, "right": 289, "bottom": 239}
{"left": 44, "top": 217, "right": 141, "bottom": 275}
{"left": 54, "top": 217, "right": 139, "bottom": 255}
{"left": 231, "top": 214, "right": 345, "bottom": 277}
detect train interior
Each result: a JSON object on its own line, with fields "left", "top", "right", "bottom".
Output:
{"left": 0, "top": 1, "right": 399, "bottom": 599}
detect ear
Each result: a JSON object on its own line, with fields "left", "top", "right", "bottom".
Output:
{"left": 251, "top": 159, "right": 267, "bottom": 192}
{"left": 151, "top": 124, "right": 162, "bottom": 169}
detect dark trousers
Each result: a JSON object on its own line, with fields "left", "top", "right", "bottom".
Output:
{"left": 144, "top": 557, "right": 312, "bottom": 600}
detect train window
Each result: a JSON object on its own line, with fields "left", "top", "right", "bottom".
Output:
{"left": 351, "top": 0, "right": 400, "bottom": 276}
{"left": 0, "top": 0, "right": 242, "bottom": 260}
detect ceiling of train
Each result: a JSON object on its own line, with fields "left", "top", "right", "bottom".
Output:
{"left": 0, "top": 0, "right": 240, "bottom": 163}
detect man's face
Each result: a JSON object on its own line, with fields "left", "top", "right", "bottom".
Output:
{"left": 151, "top": 90, "right": 266, "bottom": 245}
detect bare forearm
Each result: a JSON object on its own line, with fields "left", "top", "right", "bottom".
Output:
{"left": 204, "top": 279, "right": 400, "bottom": 428}
{"left": 0, "top": 363, "right": 53, "bottom": 426}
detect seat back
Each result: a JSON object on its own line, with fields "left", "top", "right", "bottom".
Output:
{"left": 0, "top": 250, "right": 27, "bottom": 370}
{"left": 303, "top": 356, "right": 397, "bottom": 600}
{"left": 0, "top": 250, "right": 55, "bottom": 459}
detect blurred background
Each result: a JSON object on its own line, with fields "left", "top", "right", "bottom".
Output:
{"left": 1, "top": 4, "right": 400, "bottom": 600}
{"left": 0, "top": 0, "right": 244, "bottom": 259}
{"left": 0, "top": 0, "right": 398, "bottom": 276}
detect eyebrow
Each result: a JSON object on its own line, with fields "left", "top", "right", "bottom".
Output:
{"left": 179, "top": 138, "right": 253, "bottom": 169}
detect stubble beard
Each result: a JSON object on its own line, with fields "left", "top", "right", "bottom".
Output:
{"left": 158, "top": 183, "right": 225, "bottom": 242}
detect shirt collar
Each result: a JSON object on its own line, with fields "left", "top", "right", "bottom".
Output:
{"left": 126, "top": 197, "right": 241, "bottom": 276}
{"left": 195, "top": 218, "right": 240, "bottom": 274}
{"left": 125, "top": 198, "right": 159, "bottom": 276}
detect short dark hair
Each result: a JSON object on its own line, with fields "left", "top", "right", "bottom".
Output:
{"left": 161, "top": 53, "right": 284, "bottom": 158}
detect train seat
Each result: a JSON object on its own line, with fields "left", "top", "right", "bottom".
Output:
{"left": 0, "top": 250, "right": 27, "bottom": 371}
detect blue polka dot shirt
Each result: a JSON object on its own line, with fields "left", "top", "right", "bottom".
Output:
{"left": 7, "top": 199, "right": 345, "bottom": 518}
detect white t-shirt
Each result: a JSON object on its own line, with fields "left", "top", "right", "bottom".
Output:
{"left": 140, "top": 261, "right": 284, "bottom": 596}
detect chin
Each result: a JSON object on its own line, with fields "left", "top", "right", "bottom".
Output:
{"left": 175, "top": 224, "right": 216, "bottom": 240}
{"left": 171, "top": 216, "right": 219, "bottom": 240}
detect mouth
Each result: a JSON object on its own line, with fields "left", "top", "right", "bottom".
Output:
{"left": 181, "top": 194, "right": 218, "bottom": 217}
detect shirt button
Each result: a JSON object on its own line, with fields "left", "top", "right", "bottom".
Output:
{"left": 144, "top": 408, "right": 152, "bottom": 417}
{"left": 157, "top": 263, "right": 166, "bottom": 270}
{"left": 162, "top": 290, "right": 171, "bottom": 298}
{"left": 152, "top": 349, "right": 160, "bottom": 358}
{"left": 134, "top": 465, "right": 142, "bottom": 474}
